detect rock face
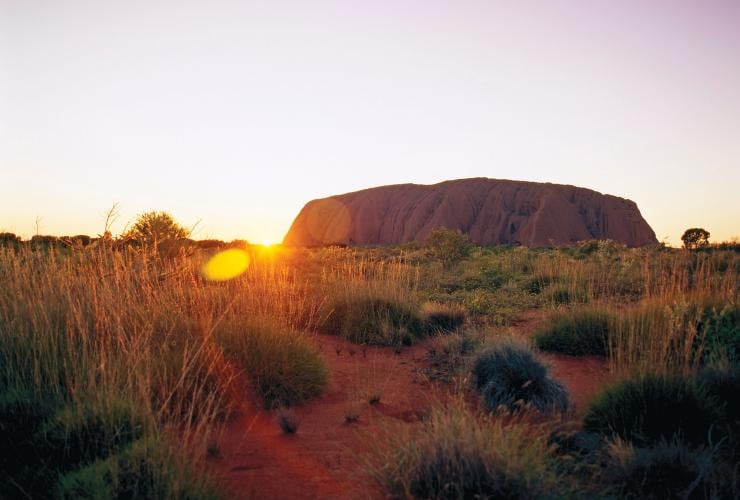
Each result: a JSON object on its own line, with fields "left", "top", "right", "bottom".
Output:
{"left": 283, "top": 178, "right": 657, "bottom": 247}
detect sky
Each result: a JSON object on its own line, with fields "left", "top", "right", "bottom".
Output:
{"left": 1, "top": 0, "right": 739, "bottom": 245}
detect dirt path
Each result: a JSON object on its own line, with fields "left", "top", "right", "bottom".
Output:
{"left": 208, "top": 334, "right": 437, "bottom": 499}
{"left": 208, "top": 310, "right": 613, "bottom": 498}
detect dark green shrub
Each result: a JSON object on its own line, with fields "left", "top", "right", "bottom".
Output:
{"left": 463, "top": 267, "right": 511, "bottom": 290}
{"left": 216, "top": 318, "right": 328, "bottom": 408}
{"left": 545, "top": 286, "right": 588, "bottom": 305}
{"left": 0, "top": 389, "right": 60, "bottom": 498}
{"left": 534, "top": 308, "right": 614, "bottom": 356}
{"left": 41, "top": 398, "right": 147, "bottom": 471}
{"left": 322, "top": 296, "right": 424, "bottom": 345}
{"left": 420, "top": 302, "right": 466, "bottom": 333}
{"left": 699, "top": 365, "right": 740, "bottom": 459}
{"left": 601, "top": 440, "right": 726, "bottom": 500}
{"left": 583, "top": 373, "right": 722, "bottom": 448}
{"left": 472, "top": 338, "right": 569, "bottom": 413}
{"left": 523, "top": 275, "right": 554, "bottom": 295}
{"left": 425, "top": 228, "right": 474, "bottom": 267}
{"left": 59, "top": 438, "right": 220, "bottom": 499}
{"left": 426, "top": 329, "right": 487, "bottom": 381}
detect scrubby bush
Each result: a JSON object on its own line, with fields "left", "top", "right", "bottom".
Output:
{"left": 523, "top": 274, "right": 555, "bottom": 295}
{"left": 472, "top": 338, "right": 569, "bottom": 413}
{"left": 601, "top": 439, "right": 729, "bottom": 500}
{"left": 420, "top": 301, "right": 466, "bottom": 332}
{"left": 425, "top": 227, "right": 474, "bottom": 267}
{"left": 534, "top": 308, "right": 614, "bottom": 356}
{"left": 216, "top": 317, "right": 328, "bottom": 408}
{"left": 583, "top": 373, "right": 722, "bottom": 448}
{"left": 0, "top": 389, "right": 59, "bottom": 498}
{"left": 367, "top": 400, "right": 559, "bottom": 500}
{"left": 463, "top": 267, "right": 512, "bottom": 290}
{"left": 545, "top": 286, "right": 589, "bottom": 306}
{"left": 321, "top": 295, "right": 424, "bottom": 346}
{"left": 426, "top": 328, "right": 487, "bottom": 381}
{"left": 276, "top": 408, "right": 300, "bottom": 434}
{"left": 59, "top": 438, "right": 220, "bottom": 499}
{"left": 41, "top": 397, "right": 148, "bottom": 470}
{"left": 699, "top": 365, "right": 740, "bottom": 460}
{"left": 124, "top": 211, "right": 190, "bottom": 244}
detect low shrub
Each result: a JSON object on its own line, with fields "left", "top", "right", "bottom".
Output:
{"left": 321, "top": 295, "right": 424, "bottom": 345}
{"left": 699, "top": 365, "right": 740, "bottom": 460}
{"left": 367, "top": 400, "right": 559, "bottom": 500}
{"left": 276, "top": 408, "right": 300, "bottom": 434}
{"left": 426, "top": 328, "right": 487, "bottom": 382}
{"left": 472, "top": 338, "right": 569, "bottom": 414}
{"left": 0, "top": 389, "right": 59, "bottom": 498}
{"left": 425, "top": 228, "right": 474, "bottom": 267}
{"left": 583, "top": 373, "right": 722, "bottom": 448}
{"left": 523, "top": 274, "right": 555, "bottom": 295}
{"left": 534, "top": 308, "right": 614, "bottom": 356}
{"left": 41, "top": 397, "right": 148, "bottom": 470}
{"left": 59, "top": 438, "right": 220, "bottom": 499}
{"left": 420, "top": 302, "right": 466, "bottom": 332}
{"left": 600, "top": 439, "right": 732, "bottom": 500}
{"left": 216, "top": 317, "right": 328, "bottom": 408}
{"left": 545, "top": 286, "right": 589, "bottom": 306}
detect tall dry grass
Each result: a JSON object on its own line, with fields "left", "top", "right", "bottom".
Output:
{"left": 0, "top": 244, "right": 329, "bottom": 496}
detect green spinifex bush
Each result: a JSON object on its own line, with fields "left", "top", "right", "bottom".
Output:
{"left": 420, "top": 301, "right": 467, "bottom": 333}
{"left": 600, "top": 439, "right": 731, "bottom": 500}
{"left": 216, "top": 317, "right": 328, "bottom": 408}
{"left": 60, "top": 438, "right": 221, "bottom": 500}
{"left": 322, "top": 295, "right": 425, "bottom": 345}
{"left": 0, "top": 389, "right": 59, "bottom": 498}
{"left": 367, "top": 400, "right": 560, "bottom": 500}
{"left": 534, "top": 308, "right": 615, "bottom": 356}
{"left": 583, "top": 373, "right": 722, "bottom": 448}
{"left": 472, "top": 338, "right": 569, "bottom": 413}
{"left": 40, "top": 397, "right": 148, "bottom": 471}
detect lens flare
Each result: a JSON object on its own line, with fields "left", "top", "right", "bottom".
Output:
{"left": 202, "top": 249, "right": 250, "bottom": 281}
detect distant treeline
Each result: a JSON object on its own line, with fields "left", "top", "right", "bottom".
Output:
{"left": 1, "top": 230, "right": 738, "bottom": 253}
{"left": 0, "top": 232, "right": 253, "bottom": 250}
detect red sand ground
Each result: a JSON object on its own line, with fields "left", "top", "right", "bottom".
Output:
{"left": 208, "top": 311, "right": 613, "bottom": 499}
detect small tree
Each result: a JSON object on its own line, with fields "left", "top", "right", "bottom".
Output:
{"left": 124, "top": 211, "right": 189, "bottom": 245}
{"left": 681, "top": 228, "right": 710, "bottom": 250}
{"left": 426, "top": 227, "right": 474, "bottom": 266}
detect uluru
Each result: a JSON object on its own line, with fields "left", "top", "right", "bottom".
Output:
{"left": 283, "top": 178, "right": 658, "bottom": 247}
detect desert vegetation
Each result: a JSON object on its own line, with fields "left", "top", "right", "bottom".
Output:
{"left": 0, "top": 225, "right": 737, "bottom": 498}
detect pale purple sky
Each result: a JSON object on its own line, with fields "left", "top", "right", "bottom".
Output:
{"left": 1, "top": 0, "right": 739, "bottom": 244}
